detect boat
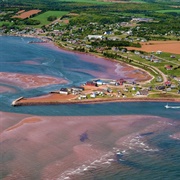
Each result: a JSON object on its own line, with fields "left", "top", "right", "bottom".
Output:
{"left": 165, "top": 104, "right": 170, "bottom": 108}
{"left": 165, "top": 103, "right": 180, "bottom": 109}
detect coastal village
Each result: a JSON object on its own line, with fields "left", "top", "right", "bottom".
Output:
{"left": 1, "top": 1, "right": 180, "bottom": 180}
{"left": 12, "top": 75, "right": 180, "bottom": 106}
{"left": 1, "top": 8, "right": 180, "bottom": 105}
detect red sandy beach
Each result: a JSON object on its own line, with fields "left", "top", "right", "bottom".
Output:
{"left": 2, "top": 40, "right": 178, "bottom": 106}
{"left": 0, "top": 85, "right": 17, "bottom": 93}
{"left": 1, "top": 111, "right": 178, "bottom": 179}
{"left": 43, "top": 41, "right": 153, "bottom": 81}
{"left": 0, "top": 72, "right": 68, "bottom": 89}
{"left": 1, "top": 36, "right": 180, "bottom": 180}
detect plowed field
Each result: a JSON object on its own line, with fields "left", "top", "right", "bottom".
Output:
{"left": 127, "top": 41, "right": 180, "bottom": 54}
{"left": 13, "top": 10, "right": 41, "bottom": 19}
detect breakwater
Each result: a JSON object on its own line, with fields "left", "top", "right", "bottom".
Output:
{"left": 11, "top": 97, "right": 24, "bottom": 106}
{"left": 11, "top": 97, "right": 180, "bottom": 106}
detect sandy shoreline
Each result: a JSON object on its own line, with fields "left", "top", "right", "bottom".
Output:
{"left": 1, "top": 36, "right": 180, "bottom": 180}
{"left": 0, "top": 72, "right": 68, "bottom": 89}
{"left": 1, "top": 111, "right": 178, "bottom": 179}
{"left": 2, "top": 35, "right": 179, "bottom": 105}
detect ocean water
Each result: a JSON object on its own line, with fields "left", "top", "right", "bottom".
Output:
{"left": 0, "top": 36, "right": 180, "bottom": 180}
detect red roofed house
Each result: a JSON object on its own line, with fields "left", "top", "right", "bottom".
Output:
{"left": 165, "top": 81, "right": 171, "bottom": 87}
{"left": 117, "top": 79, "right": 126, "bottom": 85}
{"left": 165, "top": 65, "right": 173, "bottom": 70}
{"left": 86, "top": 81, "right": 97, "bottom": 86}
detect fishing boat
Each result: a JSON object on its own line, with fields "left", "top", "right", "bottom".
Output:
{"left": 165, "top": 103, "right": 180, "bottom": 109}
{"left": 165, "top": 104, "right": 170, "bottom": 108}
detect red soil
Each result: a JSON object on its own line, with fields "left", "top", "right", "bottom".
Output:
{"left": 16, "top": 10, "right": 25, "bottom": 15}
{"left": 45, "top": 42, "right": 152, "bottom": 81}
{"left": 127, "top": 41, "right": 180, "bottom": 54}
{"left": 19, "top": 93, "right": 77, "bottom": 103}
{"left": 0, "top": 85, "right": 16, "bottom": 93}
{"left": 13, "top": 10, "right": 41, "bottom": 19}
{"left": 1, "top": 111, "right": 176, "bottom": 179}
{"left": 0, "top": 72, "right": 68, "bottom": 89}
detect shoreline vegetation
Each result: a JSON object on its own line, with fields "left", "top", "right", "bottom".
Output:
{"left": 8, "top": 35, "right": 180, "bottom": 106}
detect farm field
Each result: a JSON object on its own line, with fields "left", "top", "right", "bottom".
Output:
{"left": 127, "top": 41, "right": 180, "bottom": 54}
{"left": 32, "top": 11, "right": 69, "bottom": 26}
{"left": 156, "top": 9, "right": 180, "bottom": 13}
{"left": 57, "top": 0, "right": 111, "bottom": 4}
{"left": 130, "top": 0, "right": 146, "bottom": 3}
{"left": 0, "top": 21, "right": 13, "bottom": 26}
{"left": 13, "top": 10, "right": 42, "bottom": 19}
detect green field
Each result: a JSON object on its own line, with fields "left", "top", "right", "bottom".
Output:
{"left": 157, "top": 9, "right": 180, "bottom": 13}
{"left": 0, "top": 21, "right": 13, "bottom": 26}
{"left": 57, "top": 0, "right": 111, "bottom": 4}
{"left": 32, "top": 11, "right": 69, "bottom": 26}
{"left": 130, "top": 0, "right": 146, "bottom": 3}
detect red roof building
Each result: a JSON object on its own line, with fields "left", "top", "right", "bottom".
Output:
{"left": 165, "top": 81, "right": 171, "bottom": 86}
{"left": 165, "top": 65, "right": 173, "bottom": 70}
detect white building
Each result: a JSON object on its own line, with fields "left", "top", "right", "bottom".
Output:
{"left": 88, "top": 35, "right": 103, "bottom": 40}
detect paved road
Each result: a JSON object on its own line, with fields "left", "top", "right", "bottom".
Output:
{"left": 153, "top": 55, "right": 180, "bottom": 66}
{"left": 119, "top": 53, "right": 168, "bottom": 83}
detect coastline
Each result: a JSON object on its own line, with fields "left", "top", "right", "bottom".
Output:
{"left": 8, "top": 34, "right": 154, "bottom": 83}
{"left": 3, "top": 34, "right": 153, "bottom": 83}
{"left": 2, "top": 35, "right": 179, "bottom": 106}
{"left": 49, "top": 39, "right": 154, "bottom": 84}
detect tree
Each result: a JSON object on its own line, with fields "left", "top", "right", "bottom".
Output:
{"left": 47, "top": 16, "right": 57, "bottom": 21}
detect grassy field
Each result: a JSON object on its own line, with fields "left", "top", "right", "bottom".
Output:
{"left": 149, "top": 93, "right": 180, "bottom": 98}
{"left": 126, "top": 52, "right": 180, "bottom": 77}
{"left": 57, "top": 0, "right": 112, "bottom": 4}
{"left": 157, "top": 9, "right": 180, "bottom": 13}
{"left": 130, "top": 0, "right": 146, "bottom": 3}
{"left": 0, "top": 21, "right": 13, "bottom": 26}
{"left": 32, "top": 11, "right": 69, "bottom": 26}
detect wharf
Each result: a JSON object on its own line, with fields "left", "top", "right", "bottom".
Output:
{"left": 11, "top": 96, "right": 180, "bottom": 106}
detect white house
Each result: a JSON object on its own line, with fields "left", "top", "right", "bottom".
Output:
{"left": 59, "top": 88, "right": 69, "bottom": 95}
{"left": 156, "top": 50, "right": 162, "bottom": 54}
{"left": 132, "top": 87, "right": 136, "bottom": 91}
{"left": 88, "top": 35, "right": 103, "bottom": 40}
{"left": 90, "top": 93, "right": 96, "bottom": 98}
{"left": 79, "top": 94, "right": 87, "bottom": 99}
